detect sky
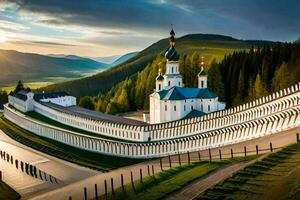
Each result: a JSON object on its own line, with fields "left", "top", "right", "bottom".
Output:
{"left": 0, "top": 0, "right": 299, "bottom": 57}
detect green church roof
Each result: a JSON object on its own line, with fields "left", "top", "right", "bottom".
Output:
{"left": 158, "top": 86, "right": 217, "bottom": 100}
{"left": 156, "top": 74, "right": 164, "bottom": 81}
{"left": 164, "top": 46, "right": 180, "bottom": 61}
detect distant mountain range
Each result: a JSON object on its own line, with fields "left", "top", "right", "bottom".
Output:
{"left": 93, "top": 52, "right": 138, "bottom": 65}
{"left": 41, "top": 34, "right": 276, "bottom": 97}
{"left": 0, "top": 50, "right": 138, "bottom": 88}
{"left": 111, "top": 52, "right": 138, "bottom": 66}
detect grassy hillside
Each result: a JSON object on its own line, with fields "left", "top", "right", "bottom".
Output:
{"left": 0, "top": 49, "right": 108, "bottom": 88}
{"left": 41, "top": 34, "right": 274, "bottom": 97}
{"left": 199, "top": 141, "right": 300, "bottom": 200}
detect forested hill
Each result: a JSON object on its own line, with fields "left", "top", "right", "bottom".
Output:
{"left": 40, "top": 34, "right": 275, "bottom": 97}
{"left": 83, "top": 42, "right": 300, "bottom": 114}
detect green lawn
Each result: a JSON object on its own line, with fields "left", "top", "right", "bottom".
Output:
{"left": 25, "top": 111, "right": 140, "bottom": 143}
{"left": 0, "top": 116, "right": 147, "bottom": 172}
{"left": 198, "top": 142, "right": 300, "bottom": 200}
{"left": 0, "top": 181, "right": 20, "bottom": 200}
{"left": 95, "top": 157, "right": 255, "bottom": 200}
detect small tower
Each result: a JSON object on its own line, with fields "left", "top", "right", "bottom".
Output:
{"left": 156, "top": 68, "right": 164, "bottom": 91}
{"left": 163, "top": 27, "right": 182, "bottom": 89}
{"left": 198, "top": 57, "right": 208, "bottom": 89}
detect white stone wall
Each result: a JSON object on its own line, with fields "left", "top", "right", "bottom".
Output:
{"left": 39, "top": 96, "right": 76, "bottom": 107}
{"left": 4, "top": 82, "right": 300, "bottom": 158}
{"left": 5, "top": 82, "right": 300, "bottom": 149}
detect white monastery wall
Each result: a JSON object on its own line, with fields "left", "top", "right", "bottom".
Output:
{"left": 4, "top": 82, "right": 300, "bottom": 158}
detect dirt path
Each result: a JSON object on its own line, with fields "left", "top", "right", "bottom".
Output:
{"left": 164, "top": 156, "right": 267, "bottom": 200}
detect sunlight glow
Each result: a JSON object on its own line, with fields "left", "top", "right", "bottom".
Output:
{"left": 0, "top": 31, "right": 7, "bottom": 43}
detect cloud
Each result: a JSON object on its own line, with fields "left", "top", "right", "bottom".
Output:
{"left": 10, "top": 40, "right": 77, "bottom": 47}
{"left": 0, "top": 19, "right": 28, "bottom": 32}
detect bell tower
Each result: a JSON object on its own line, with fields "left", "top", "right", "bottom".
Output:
{"left": 198, "top": 56, "right": 207, "bottom": 89}
{"left": 163, "top": 27, "right": 183, "bottom": 90}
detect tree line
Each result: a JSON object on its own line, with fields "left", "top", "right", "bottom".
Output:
{"left": 79, "top": 41, "right": 300, "bottom": 114}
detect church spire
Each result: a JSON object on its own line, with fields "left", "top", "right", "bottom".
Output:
{"left": 169, "top": 24, "right": 176, "bottom": 46}
{"left": 165, "top": 25, "right": 180, "bottom": 61}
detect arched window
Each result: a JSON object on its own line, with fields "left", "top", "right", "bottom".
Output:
{"left": 172, "top": 67, "right": 174, "bottom": 73}
{"left": 178, "top": 82, "right": 180, "bottom": 86}
{"left": 201, "top": 81, "right": 204, "bottom": 88}
{"left": 191, "top": 106, "right": 193, "bottom": 110}
{"left": 168, "top": 81, "right": 170, "bottom": 86}
{"left": 174, "top": 105, "right": 176, "bottom": 111}
{"left": 165, "top": 105, "right": 167, "bottom": 111}
{"left": 184, "top": 105, "right": 186, "bottom": 111}
{"left": 159, "top": 84, "right": 161, "bottom": 90}
{"left": 208, "top": 105, "right": 210, "bottom": 112}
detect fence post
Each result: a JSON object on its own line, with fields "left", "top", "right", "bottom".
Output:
{"left": 256, "top": 145, "right": 259, "bottom": 155}
{"left": 152, "top": 165, "right": 154, "bottom": 176}
{"left": 168, "top": 155, "right": 172, "bottom": 168}
{"left": 111, "top": 178, "right": 114, "bottom": 194}
{"left": 104, "top": 180, "right": 108, "bottom": 200}
{"left": 270, "top": 142, "right": 273, "bottom": 152}
{"left": 244, "top": 146, "right": 247, "bottom": 157}
{"left": 230, "top": 149, "right": 233, "bottom": 159}
{"left": 160, "top": 158, "right": 163, "bottom": 171}
{"left": 15, "top": 159, "right": 18, "bottom": 169}
{"left": 130, "top": 171, "right": 134, "bottom": 186}
{"left": 219, "top": 149, "right": 222, "bottom": 160}
{"left": 140, "top": 168, "right": 143, "bottom": 182}
{"left": 121, "top": 174, "right": 124, "bottom": 191}
{"left": 187, "top": 151, "right": 190, "bottom": 165}
{"left": 198, "top": 151, "right": 201, "bottom": 161}
{"left": 84, "top": 187, "right": 87, "bottom": 200}
{"left": 178, "top": 152, "right": 181, "bottom": 166}
{"left": 147, "top": 165, "right": 150, "bottom": 176}
{"left": 94, "top": 184, "right": 98, "bottom": 200}
{"left": 208, "top": 148, "right": 212, "bottom": 162}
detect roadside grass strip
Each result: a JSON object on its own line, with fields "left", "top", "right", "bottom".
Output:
{"left": 198, "top": 142, "right": 300, "bottom": 200}
{"left": 95, "top": 161, "right": 229, "bottom": 200}
{"left": 94, "top": 156, "right": 256, "bottom": 200}
{"left": 0, "top": 180, "right": 20, "bottom": 200}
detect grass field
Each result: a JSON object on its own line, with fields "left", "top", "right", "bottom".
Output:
{"left": 0, "top": 82, "right": 52, "bottom": 93}
{"left": 95, "top": 156, "right": 256, "bottom": 200}
{"left": 0, "top": 181, "right": 20, "bottom": 200}
{"left": 0, "top": 116, "right": 146, "bottom": 171}
{"left": 25, "top": 111, "right": 139, "bottom": 143}
{"left": 198, "top": 142, "right": 300, "bottom": 200}
{"left": 96, "top": 161, "right": 228, "bottom": 200}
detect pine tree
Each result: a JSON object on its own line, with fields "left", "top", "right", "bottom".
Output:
{"left": 254, "top": 74, "right": 268, "bottom": 99}
{"left": 117, "top": 89, "right": 130, "bottom": 112}
{"left": 207, "top": 59, "right": 225, "bottom": 101}
{"left": 78, "top": 96, "right": 95, "bottom": 110}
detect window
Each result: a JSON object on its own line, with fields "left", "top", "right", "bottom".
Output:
{"left": 191, "top": 106, "right": 193, "bottom": 110}
{"left": 178, "top": 82, "right": 180, "bottom": 86}
{"left": 184, "top": 105, "right": 186, "bottom": 111}
{"left": 208, "top": 105, "right": 210, "bottom": 112}
{"left": 159, "top": 84, "right": 161, "bottom": 90}
{"left": 201, "top": 81, "right": 204, "bottom": 88}
{"left": 165, "top": 105, "right": 167, "bottom": 111}
{"left": 168, "top": 81, "right": 170, "bottom": 86}
{"left": 172, "top": 67, "right": 174, "bottom": 73}
{"left": 174, "top": 105, "right": 176, "bottom": 111}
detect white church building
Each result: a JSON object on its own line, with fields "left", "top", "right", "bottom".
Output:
{"left": 149, "top": 29, "right": 226, "bottom": 124}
